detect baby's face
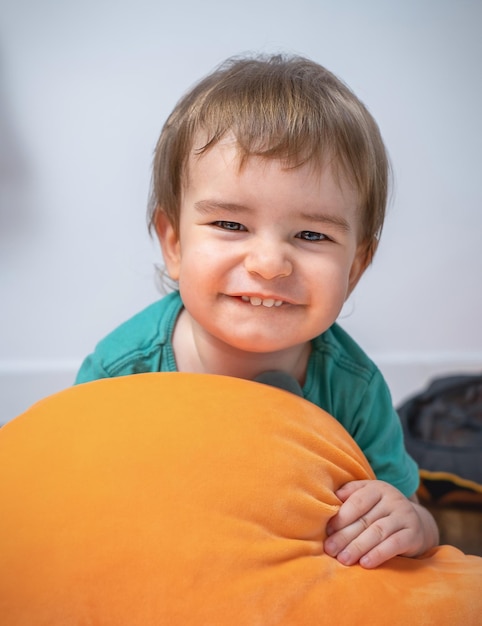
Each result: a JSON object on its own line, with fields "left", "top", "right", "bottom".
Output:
{"left": 161, "top": 137, "right": 367, "bottom": 356}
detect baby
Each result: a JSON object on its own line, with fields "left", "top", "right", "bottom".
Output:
{"left": 76, "top": 53, "right": 439, "bottom": 567}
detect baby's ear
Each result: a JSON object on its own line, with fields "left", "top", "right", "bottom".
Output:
{"left": 347, "top": 240, "right": 377, "bottom": 297}
{"left": 155, "top": 211, "right": 181, "bottom": 281}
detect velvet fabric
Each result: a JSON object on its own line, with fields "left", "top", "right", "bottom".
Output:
{"left": 0, "top": 373, "right": 481, "bottom": 625}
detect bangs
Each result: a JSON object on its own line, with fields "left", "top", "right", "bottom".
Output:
{"left": 185, "top": 55, "right": 352, "bottom": 170}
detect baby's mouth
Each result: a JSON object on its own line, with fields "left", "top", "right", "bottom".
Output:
{"left": 240, "top": 296, "right": 284, "bottom": 308}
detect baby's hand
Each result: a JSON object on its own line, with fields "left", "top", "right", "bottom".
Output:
{"left": 324, "top": 480, "right": 439, "bottom": 569}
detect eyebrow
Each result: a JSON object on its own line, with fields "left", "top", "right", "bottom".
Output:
{"left": 299, "top": 211, "right": 351, "bottom": 232}
{"left": 194, "top": 200, "right": 253, "bottom": 215}
{"left": 194, "top": 199, "right": 351, "bottom": 232}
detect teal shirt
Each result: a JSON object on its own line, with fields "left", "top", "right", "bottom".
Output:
{"left": 76, "top": 290, "right": 419, "bottom": 497}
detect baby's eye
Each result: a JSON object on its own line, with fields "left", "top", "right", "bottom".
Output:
{"left": 212, "top": 221, "right": 247, "bottom": 231}
{"left": 296, "top": 230, "right": 328, "bottom": 242}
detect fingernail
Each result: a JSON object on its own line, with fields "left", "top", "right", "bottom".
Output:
{"left": 324, "top": 539, "right": 336, "bottom": 556}
{"left": 360, "top": 555, "right": 371, "bottom": 568}
{"left": 338, "top": 550, "right": 351, "bottom": 565}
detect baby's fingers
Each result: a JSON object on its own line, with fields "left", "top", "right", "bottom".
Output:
{"left": 334, "top": 479, "right": 371, "bottom": 502}
{"left": 352, "top": 528, "right": 415, "bottom": 569}
{"left": 325, "top": 516, "right": 407, "bottom": 568}
{"left": 327, "top": 482, "right": 382, "bottom": 535}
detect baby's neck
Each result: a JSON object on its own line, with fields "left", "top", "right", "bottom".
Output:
{"left": 172, "top": 309, "right": 310, "bottom": 386}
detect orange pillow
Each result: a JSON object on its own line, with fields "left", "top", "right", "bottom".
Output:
{"left": 0, "top": 373, "right": 481, "bottom": 625}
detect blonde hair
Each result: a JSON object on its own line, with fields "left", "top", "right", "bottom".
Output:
{"left": 148, "top": 53, "right": 390, "bottom": 262}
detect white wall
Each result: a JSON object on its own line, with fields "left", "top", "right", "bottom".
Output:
{"left": 1, "top": 0, "right": 481, "bottom": 423}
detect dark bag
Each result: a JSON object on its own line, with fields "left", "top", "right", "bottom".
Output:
{"left": 397, "top": 373, "right": 482, "bottom": 506}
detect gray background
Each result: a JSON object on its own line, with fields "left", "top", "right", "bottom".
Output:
{"left": 1, "top": 0, "right": 481, "bottom": 421}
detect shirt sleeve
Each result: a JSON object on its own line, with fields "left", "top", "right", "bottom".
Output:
{"left": 351, "top": 370, "right": 420, "bottom": 498}
{"left": 74, "top": 353, "right": 111, "bottom": 385}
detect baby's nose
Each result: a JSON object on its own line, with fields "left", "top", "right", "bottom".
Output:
{"left": 244, "top": 241, "right": 293, "bottom": 280}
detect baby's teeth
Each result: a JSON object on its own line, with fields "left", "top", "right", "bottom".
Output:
{"left": 241, "top": 296, "right": 284, "bottom": 307}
